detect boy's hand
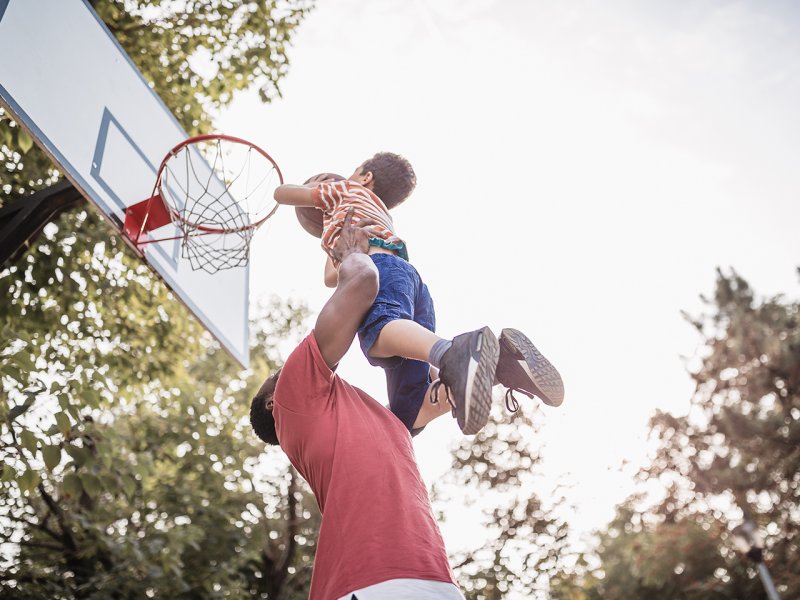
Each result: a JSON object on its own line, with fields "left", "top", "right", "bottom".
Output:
{"left": 332, "top": 208, "right": 378, "bottom": 263}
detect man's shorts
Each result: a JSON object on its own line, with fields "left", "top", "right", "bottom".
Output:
{"left": 339, "top": 578, "right": 465, "bottom": 599}
{"left": 358, "top": 253, "right": 436, "bottom": 433}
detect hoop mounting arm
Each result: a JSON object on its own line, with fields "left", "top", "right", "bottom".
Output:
{"left": 123, "top": 193, "right": 172, "bottom": 245}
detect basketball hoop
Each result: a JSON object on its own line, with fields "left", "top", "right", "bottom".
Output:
{"left": 124, "top": 134, "right": 283, "bottom": 273}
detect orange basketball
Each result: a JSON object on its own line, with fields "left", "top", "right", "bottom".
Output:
{"left": 295, "top": 173, "right": 345, "bottom": 238}
{"left": 295, "top": 206, "right": 324, "bottom": 238}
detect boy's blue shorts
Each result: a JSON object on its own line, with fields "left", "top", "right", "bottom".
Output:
{"left": 358, "top": 253, "right": 436, "bottom": 434}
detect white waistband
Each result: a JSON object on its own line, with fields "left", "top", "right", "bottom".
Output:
{"left": 338, "top": 578, "right": 464, "bottom": 600}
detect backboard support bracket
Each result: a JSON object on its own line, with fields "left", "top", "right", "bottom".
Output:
{"left": 0, "top": 181, "right": 85, "bottom": 267}
{"left": 123, "top": 193, "right": 171, "bottom": 246}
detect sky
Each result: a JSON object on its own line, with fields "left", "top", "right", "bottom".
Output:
{"left": 216, "top": 0, "right": 800, "bottom": 556}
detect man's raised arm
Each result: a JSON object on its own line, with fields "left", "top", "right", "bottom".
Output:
{"left": 314, "top": 209, "right": 379, "bottom": 369}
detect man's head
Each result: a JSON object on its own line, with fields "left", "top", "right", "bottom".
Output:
{"left": 249, "top": 368, "right": 282, "bottom": 445}
{"left": 349, "top": 152, "right": 416, "bottom": 209}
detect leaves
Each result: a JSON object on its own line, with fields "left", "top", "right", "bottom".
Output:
{"left": 435, "top": 409, "right": 573, "bottom": 599}
{"left": 79, "top": 473, "right": 103, "bottom": 498}
{"left": 1, "top": 1, "right": 318, "bottom": 597}
{"left": 42, "top": 444, "right": 62, "bottom": 471}
{"left": 7, "top": 393, "right": 36, "bottom": 423}
{"left": 65, "top": 443, "right": 93, "bottom": 467}
{"left": 19, "top": 429, "right": 38, "bottom": 454}
{"left": 121, "top": 474, "right": 136, "bottom": 499}
{"left": 62, "top": 472, "right": 83, "bottom": 498}
{"left": 55, "top": 412, "right": 71, "bottom": 437}
{"left": 16, "top": 128, "right": 33, "bottom": 153}
{"left": 17, "top": 468, "right": 40, "bottom": 494}
{"left": 573, "top": 269, "right": 800, "bottom": 599}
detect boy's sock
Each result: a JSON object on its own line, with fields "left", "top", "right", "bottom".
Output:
{"left": 428, "top": 338, "right": 452, "bottom": 369}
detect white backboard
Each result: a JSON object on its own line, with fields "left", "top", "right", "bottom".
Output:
{"left": 0, "top": 0, "right": 249, "bottom": 367}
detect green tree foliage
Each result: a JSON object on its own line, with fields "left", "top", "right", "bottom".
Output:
{"left": 569, "top": 498, "right": 758, "bottom": 600}
{"left": 2, "top": 1, "right": 318, "bottom": 596}
{"left": 564, "top": 269, "right": 800, "bottom": 599}
{"left": 433, "top": 407, "right": 572, "bottom": 600}
{"left": 0, "top": 209, "right": 319, "bottom": 596}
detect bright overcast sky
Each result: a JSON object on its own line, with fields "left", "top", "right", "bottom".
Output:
{"left": 216, "top": 0, "right": 800, "bottom": 552}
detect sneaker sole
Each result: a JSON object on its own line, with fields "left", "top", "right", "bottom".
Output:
{"left": 461, "top": 326, "right": 500, "bottom": 435}
{"left": 500, "top": 328, "right": 564, "bottom": 407}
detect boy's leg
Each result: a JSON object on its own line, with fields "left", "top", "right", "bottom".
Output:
{"left": 412, "top": 368, "right": 452, "bottom": 429}
{"left": 359, "top": 254, "right": 498, "bottom": 435}
{"left": 385, "top": 359, "right": 435, "bottom": 433}
{"left": 368, "top": 319, "right": 441, "bottom": 362}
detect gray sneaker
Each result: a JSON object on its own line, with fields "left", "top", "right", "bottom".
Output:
{"left": 432, "top": 326, "right": 499, "bottom": 435}
{"left": 495, "top": 328, "right": 564, "bottom": 410}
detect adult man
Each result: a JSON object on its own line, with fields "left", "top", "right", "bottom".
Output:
{"left": 249, "top": 206, "right": 464, "bottom": 599}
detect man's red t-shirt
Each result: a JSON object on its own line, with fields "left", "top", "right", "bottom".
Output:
{"left": 273, "top": 333, "right": 456, "bottom": 600}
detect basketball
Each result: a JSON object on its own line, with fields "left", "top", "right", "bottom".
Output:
{"left": 295, "top": 206, "right": 324, "bottom": 238}
{"left": 295, "top": 173, "right": 345, "bottom": 238}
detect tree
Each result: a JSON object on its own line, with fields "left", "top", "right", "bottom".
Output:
{"left": 570, "top": 269, "right": 799, "bottom": 599}
{"left": 576, "top": 496, "right": 755, "bottom": 600}
{"left": 2, "top": 1, "right": 319, "bottom": 596}
{"left": 433, "top": 405, "right": 573, "bottom": 599}
{"left": 0, "top": 206, "right": 320, "bottom": 597}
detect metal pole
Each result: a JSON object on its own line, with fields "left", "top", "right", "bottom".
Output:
{"left": 756, "top": 562, "right": 781, "bottom": 600}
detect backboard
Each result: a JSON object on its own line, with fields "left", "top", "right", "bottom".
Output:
{"left": 0, "top": 0, "right": 250, "bottom": 367}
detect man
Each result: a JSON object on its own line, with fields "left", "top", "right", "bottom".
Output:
{"left": 249, "top": 203, "right": 464, "bottom": 599}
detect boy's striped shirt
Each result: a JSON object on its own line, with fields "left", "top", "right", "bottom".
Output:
{"left": 311, "top": 180, "right": 407, "bottom": 262}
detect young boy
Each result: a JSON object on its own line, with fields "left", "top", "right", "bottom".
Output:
{"left": 274, "top": 153, "right": 563, "bottom": 435}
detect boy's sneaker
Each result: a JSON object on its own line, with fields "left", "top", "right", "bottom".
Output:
{"left": 432, "top": 326, "right": 499, "bottom": 435}
{"left": 495, "top": 328, "right": 564, "bottom": 409}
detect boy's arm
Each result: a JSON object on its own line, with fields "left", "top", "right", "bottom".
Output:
{"left": 323, "top": 255, "right": 338, "bottom": 288}
{"left": 274, "top": 184, "right": 317, "bottom": 207}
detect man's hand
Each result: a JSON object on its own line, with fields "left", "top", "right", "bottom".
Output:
{"left": 331, "top": 208, "right": 378, "bottom": 263}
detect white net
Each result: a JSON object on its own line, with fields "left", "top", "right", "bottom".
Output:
{"left": 157, "top": 135, "right": 281, "bottom": 273}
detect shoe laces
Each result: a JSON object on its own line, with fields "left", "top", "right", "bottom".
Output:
{"left": 503, "top": 386, "right": 533, "bottom": 413}
{"left": 430, "top": 378, "right": 457, "bottom": 417}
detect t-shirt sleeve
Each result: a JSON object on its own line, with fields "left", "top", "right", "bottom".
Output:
{"left": 310, "top": 181, "right": 346, "bottom": 212}
{"left": 273, "top": 332, "right": 335, "bottom": 415}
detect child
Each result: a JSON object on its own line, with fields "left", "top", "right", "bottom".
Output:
{"left": 274, "top": 153, "right": 563, "bottom": 435}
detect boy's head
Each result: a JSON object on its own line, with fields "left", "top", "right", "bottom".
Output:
{"left": 349, "top": 152, "right": 416, "bottom": 209}
{"left": 249, "top": 368, "right": 282, "bottom": 445}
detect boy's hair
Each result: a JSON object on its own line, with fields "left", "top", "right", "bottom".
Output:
{"left": 361, "top": 152, "right": 416, "bottom": 209}
{"left": 249, "top": 370, "right": 281, "bottom": 445}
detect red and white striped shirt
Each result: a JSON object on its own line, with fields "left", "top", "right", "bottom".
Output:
{"left": 311, "top": 180, "right": 406, "bottom": 262}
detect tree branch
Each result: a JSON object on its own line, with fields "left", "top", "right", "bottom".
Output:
{"left": 277, "top": 467, "right": 299, "bottom": 576}
{"left": 3, "top": 511, "right": 64, "bottom": 545}
{"left": 37, "top": 482, "right": 76, "bottom": 552}
{"left": 18, "top": 539, "right": 63, "bottom": 551}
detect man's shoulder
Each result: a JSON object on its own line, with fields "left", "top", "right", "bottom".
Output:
{"left": 284, "top": 331, "right": 328, "bottom": 368}
{"left": 274, "top": 332, "right": 335, "bottom": 411}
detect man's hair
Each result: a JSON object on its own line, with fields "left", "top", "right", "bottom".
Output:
{"left": 361, "top": 152, "right": 416, "bottom": 209}
{"left": 249, "top": 370, "right": 281, "bottom": 445}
